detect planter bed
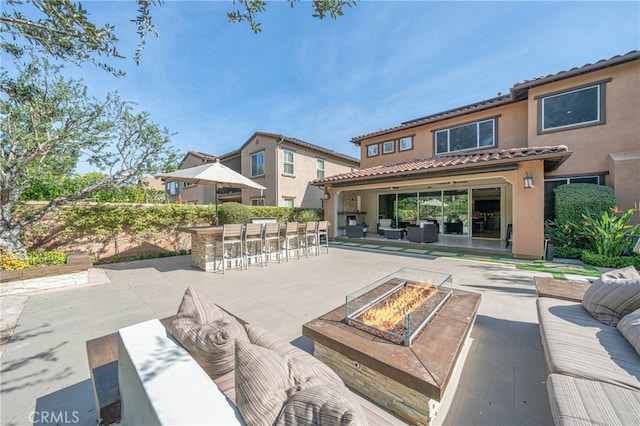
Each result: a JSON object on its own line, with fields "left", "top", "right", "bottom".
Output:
{"left": 1, "top": 253, "right": 92, "bottom": 295}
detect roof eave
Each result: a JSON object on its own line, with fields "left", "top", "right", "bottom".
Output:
{"left": 313, "top": 150, "right": 572, "bottom": 187}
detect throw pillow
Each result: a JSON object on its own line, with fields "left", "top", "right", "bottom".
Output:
{"left": 235, "top": 340, "right": 292, "bottom": 426}
{"left": 581, "top": 266, "right": 640, "bottom": 326}
{"left": 275, "top": 384, "right": 367, "bottom": 426}
{"left": 617, "top": 308, "right": 640, "bottom": 356}
{"left": 171, "top": 287, "right": 249, "bottom": 379}
{"left": 245, "top": 323, "right": 343, "bottom": 385}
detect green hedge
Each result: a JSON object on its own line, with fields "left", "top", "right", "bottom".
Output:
{"left": 581, "top": 251, "right": 640, "bottom": 269}
{"left": 554, "top": 184, "right": 616, "bottom": 224}
{"left": 20, "top": 203, "right": 324, "bottom": 253}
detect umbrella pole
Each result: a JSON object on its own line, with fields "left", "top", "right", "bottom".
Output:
{"left": 214, "top": 183, "right": 219, "bottom": 226}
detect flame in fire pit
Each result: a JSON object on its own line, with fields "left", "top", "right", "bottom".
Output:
{"left": 360, "top": 282, "right": 437, "bottom": 331}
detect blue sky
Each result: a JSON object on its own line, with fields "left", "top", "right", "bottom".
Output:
{"left": 53, "top": 1, "right": 640, "bottom": 166}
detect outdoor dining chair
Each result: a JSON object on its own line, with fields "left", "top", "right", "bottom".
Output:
{"left": 243, "top": 223, "right": 264, "bottom": 268}
{"left": 219, "top": 224, "right": 244, "bottom": 273}
{"left": 283, "top": 222, "right": 300, "bottom": 261}
{"left": 317, "top": 221, "right": 329, "bottom": 254}
{"left": 263, "top": 222, "right": 281, "bottom": 264}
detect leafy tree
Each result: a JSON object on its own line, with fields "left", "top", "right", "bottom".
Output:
{"left": 0, "top": 55, "right": 178, "bottom": 252}
{"left": 1, "top": 0, "right": 159, "bottom": 73}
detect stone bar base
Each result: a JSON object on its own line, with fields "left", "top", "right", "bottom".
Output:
{"left": 314, "top": 342, "right": 439, "bottom": 425}
{"left": 190, "top": 234, "right": 218, "bottom": 272}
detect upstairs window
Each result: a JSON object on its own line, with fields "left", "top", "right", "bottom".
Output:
{"left": 539, "top": 83, "right": 605, "bottom": 132}
{"left": 399, "top": 136, "right": 413, "bottom": 151}
{"left": 367, "top": 144, "right": 379, "bottom": 157}
{"left": 435, "top": 119, "right": 495, "bottom": 154}
{"left": 251, "top": 198, "right": 265, "bottom": 206}
{"left": 382, "top": 140, "right": 395, "bottom": 154}
{"left": 251, "top": 151, "right": 265, "bottom": 177}
{"left": 316, "top": 159, "right": 325, "bottom": 179}
{"left": 283, "top": 149, "right": 294, "bottom": 174}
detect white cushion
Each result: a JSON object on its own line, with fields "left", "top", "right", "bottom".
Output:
{"left": 379, "top": 219, "right": 392, "bottom": 227}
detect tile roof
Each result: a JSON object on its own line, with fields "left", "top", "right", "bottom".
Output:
{"left": 313, "top": 145, "right": 571, "bottom": 185}
{"left": 351, "top": 50, "right": 639, "bottom": 143}
{"left": 246, "top": 131, "right": 360, "bottom": 165}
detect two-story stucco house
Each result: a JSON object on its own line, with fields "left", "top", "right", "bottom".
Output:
{"left": 168, "top": 131, "right": 359, "bottom": 208}
{"left": 315, "top": 51, "right": 640, "bottom": 259}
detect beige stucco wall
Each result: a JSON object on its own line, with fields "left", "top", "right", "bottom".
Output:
{"left": 358, "top": 102, "right": 528, "bottom": 169}
{"left": 241, "top": 134, "right": 357, "bottom": 208}
{"left": 240, "top": 135, "right": 277, "bottom": 205}
{"left": 609, "top": 151, "right": 640, "bottom": 223}
{"left": 527, "top": 61, "right": 640, "bottom": 179}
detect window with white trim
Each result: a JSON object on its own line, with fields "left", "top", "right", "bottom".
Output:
{"left": 283, "top": 198, "right": 295, "bottom": 208}
{"left": 367, "top": 144, "right": 379, "bottom": 157}
{"left": 435, "top": 119, "right": 495, "bottom": 154}
{"left": 251, "top": 151, "right": 265, "bottom": 177}
{"left": 251, "top": 198, "right": 265, "bottom": 206}
{"left": 382, "top": 140, "right": 395, "bottom": 154}
{"left": 316, "top": 159, "right": 325, "bottom": 179}
{"left": 283, "top": 149, "right": 294, "bottom": 174}
{"left": 540, "top": 84, "right": 604, "bottom": 132}
{"left": 399, "top": 136, "right": 413, "bottom": 151}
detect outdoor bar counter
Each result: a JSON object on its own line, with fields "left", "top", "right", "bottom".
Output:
{"left": 178, "top": 226, "right": 222, "bottom": 272}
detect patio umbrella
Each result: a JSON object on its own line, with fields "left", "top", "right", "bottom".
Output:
{"left": 158, "top": 159, "right": 266, "bottom": 225}
{"left": 421, "top": 198, "right": 449, "bottom": 207}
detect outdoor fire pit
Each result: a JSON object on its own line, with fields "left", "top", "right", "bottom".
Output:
{"left": 345, "top": 269, "right": 452, "bottom": 346}
{"left": 303, "top": 268, "right": 480, "bottom": 426}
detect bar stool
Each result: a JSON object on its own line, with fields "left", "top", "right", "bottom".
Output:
{"left": 302, "top": 221, "right": 319, "bottom": 257}
{"left": 218, "top": 224, "right": 244, "bottom": 273}
{"left": 263, "top": 222, "right": 281, "bottom": 264}
{"left": 317, "top": 221, "right": 329, "bottom": 254}
{"left": 243, "top": 223, "right": 264, "bottom": 268}
{"left": 283, "top": 222, "right": 300, "bottom": 261}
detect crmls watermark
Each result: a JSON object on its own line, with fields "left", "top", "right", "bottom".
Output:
{"left": 29, "top": 410, "right": 80, "bottom": 424}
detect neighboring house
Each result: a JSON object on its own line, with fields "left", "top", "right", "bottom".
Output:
{"left": 315, "top": 51, "right": 640, "bottom": 259}
{"left": 166, "top": 132, "right": 359, "bottom": 208}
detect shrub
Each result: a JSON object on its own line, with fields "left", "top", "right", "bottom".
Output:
{"left": 581, "top": 251, "right": 640, "bottom": 269}
{"left": 554, "top": 184, "right": 616, "bottom": 224}
{"left": 296, "top": 209, "right": 320, "bottom": 222}
{"left": 544, "top": 218, "right": 585, "bottom": 256}
{"left": 27, "top": 250, "right": 67, "bottom": 267}
{"left": 1, "top": 248, "right": 67, "bottom": 270}
{"left": 217, "top": 202, "right": 252, "bottom": 224}
{"left": 579, "top": 207, "right": 640, "bottom": 257}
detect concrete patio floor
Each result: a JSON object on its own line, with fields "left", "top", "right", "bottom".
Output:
{"left": 1, "top": 247, "right": 562, "bottom": 425}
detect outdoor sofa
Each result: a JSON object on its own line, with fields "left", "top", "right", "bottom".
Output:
{"left": 117, "top": 287, "right": 368, "bottom": 425}
{"left": 536, "top": 266, "right": 640, "bottom": 425}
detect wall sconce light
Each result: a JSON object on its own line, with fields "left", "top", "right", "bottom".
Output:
{"left": 323, "top": 191, "right": 331, "bottom": 200}
{"left": 523, "top": 172, "right": 534, "bottom": 189}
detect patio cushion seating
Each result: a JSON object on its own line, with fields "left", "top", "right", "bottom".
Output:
{"left": 617, "top": 308, "right": 640, "bottom": 355}
{"left": 118, "top": 287, "right": 368, "bottom": 425}
{"left": 546, "top": 373, "right": 640, "bottom": 426}
{"left": 377, "top": 219, "right": 392, "bottom": 235}
{"left": 581, "top": 266, "right": 640, "bottom": 326}
{"left": 536, "top": 269, "right": 640, "bottom": 426}
{"left": 537, "top": 297, "right": 640, "bottom": 391}
{"left": 170, "top": 287, "right": 250, "bottom": 379}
